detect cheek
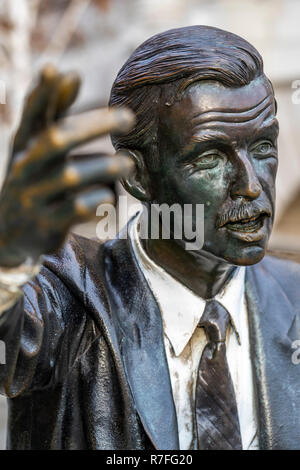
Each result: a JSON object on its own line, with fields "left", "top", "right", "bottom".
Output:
{"left": 155, "top": 160, "right": 230, "bottom": 219}
{"left": 256, "top": 157, "right": 277, "bottom": 177}
{"left": 170, "top": 170, "right": 229, "bottom": 233}
{"left": 178, "top": 166, "right": 229, "bottom": 205}
{"left": 256, "top": 159, "right": 277, "bottom": 197}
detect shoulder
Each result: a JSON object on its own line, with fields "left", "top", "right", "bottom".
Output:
{"left": 43, "top": 232, "right": 103, "bottom": 274}
{"left": 261, "top": 254, "right": 300, "bottom": 278}
{"left": 40, "top": 230, "right": 135, "bottom": 296}
{"left": 259, "top": 254, "right": 300, "bottom": 301}
{"left": 39, "top": 233, "right": 106, "bottom": 300}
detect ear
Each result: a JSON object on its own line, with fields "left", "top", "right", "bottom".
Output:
{"left": 118, "top": 149, "right": 151, "bottom": 201}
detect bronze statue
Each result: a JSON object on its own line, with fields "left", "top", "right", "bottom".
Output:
{"left": 0, "top": 25, "right": 299, "bottom": 450}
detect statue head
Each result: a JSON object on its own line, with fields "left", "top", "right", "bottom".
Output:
{"left": 109, "top": 25, "right": 278, "bottom": 266}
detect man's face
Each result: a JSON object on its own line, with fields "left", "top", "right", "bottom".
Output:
{"left": 151, "top": 77, "right": 278, "bottom": 265}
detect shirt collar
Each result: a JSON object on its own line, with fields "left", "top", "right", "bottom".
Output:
{"left": 129, "top": 211, "right": 245, "bottom": 356}
{"left": 215, "top": 265, "right": 245, "bottom": 345}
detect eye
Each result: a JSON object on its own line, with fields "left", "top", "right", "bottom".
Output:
{"left": 199, "top": 155, "right": 217, "bottom": 165}
{"left": 252, "top": 140, "right": 276, "bottom": 159}
{"left": 191, "top": 150, "right": 223, "bottom": 170}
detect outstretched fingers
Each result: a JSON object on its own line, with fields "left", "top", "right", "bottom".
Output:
{"left": 12, "top": 108, "right": 135, "bottom": 179}
{"left": 20, "top": 152, "right": 134, "bottom": 207}
{"left": 13, "top": 65, "right": 80, "bottom": 153}
{"left": 48, "top": 186, "right": 116, "bottom": 230}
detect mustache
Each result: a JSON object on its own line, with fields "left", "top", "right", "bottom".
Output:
{"left": 216, "top": 200, "right": 272, "bottom": 228}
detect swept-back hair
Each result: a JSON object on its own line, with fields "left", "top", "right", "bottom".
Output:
{"left": 109, "top": 25, "right": 265, "bottom": 161}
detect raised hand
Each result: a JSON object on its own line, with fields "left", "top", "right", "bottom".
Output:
{"left": 0, "top": 65, "right": 135, "bottom": 267}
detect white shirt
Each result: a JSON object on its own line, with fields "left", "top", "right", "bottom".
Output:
{"left": 129, "top": 213, "right": 259, "bottom": 450}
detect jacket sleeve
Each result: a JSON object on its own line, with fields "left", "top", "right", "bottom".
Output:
{"left": 0, "top": 264, "right": 72, "bottom": 398}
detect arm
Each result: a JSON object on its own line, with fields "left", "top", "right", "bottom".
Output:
{"left": 0, "top": 65, "right": 134, "bottom": 396}
{"left": 0, "top": 265, "right": 72, "bottom": 397}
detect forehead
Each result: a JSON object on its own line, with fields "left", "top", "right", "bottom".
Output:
{"left": 186, "top": 77, "right": 272, "bottom": 112}
{"left": 160, "top": 77, "right": 276, "bottom": 138}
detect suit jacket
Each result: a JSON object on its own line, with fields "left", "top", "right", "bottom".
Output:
{"left": 0, "top": 221, "right": 300, "bottom": 450}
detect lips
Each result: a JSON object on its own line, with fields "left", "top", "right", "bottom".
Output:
{"left": 222, "top": 213, "right": 267, "bottom": 233}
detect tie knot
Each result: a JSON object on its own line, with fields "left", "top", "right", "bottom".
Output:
{"left": 199, "top": 300, "right": 231, "bottom": 343}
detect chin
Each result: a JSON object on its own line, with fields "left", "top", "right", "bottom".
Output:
{"left": 223, "top": 245, "right": 267, "bottom": 266}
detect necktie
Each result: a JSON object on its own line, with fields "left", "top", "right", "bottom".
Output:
{"left": 195, "top": 299, "right": 243, "bottom": 450}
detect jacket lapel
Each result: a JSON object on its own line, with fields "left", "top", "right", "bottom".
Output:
{"left": 246, "top": 261, "right": 300, "bottom": 449}
{"left": 102, "top": 234, "right": 179, "bottom": 450}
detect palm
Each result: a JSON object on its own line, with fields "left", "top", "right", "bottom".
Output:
{"left": 0, "top": 65, "right": 134, "bottom": 267}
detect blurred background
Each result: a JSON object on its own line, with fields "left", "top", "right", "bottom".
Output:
{"left": 0, "top": 0, "right": 299, "bottom": 449}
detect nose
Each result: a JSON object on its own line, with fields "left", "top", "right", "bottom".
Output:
{"left": 230, "top": 150, "right": 262, "bottom": 200}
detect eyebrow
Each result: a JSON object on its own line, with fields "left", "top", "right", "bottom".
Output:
{"left": 253, "top": 117, "right": 279, "bottom": 135}
{"left": 182, "top": 131, "right": 231, "bottom": 155}
{"left": 183, "top": 118, "right": 279, "bottom": 155}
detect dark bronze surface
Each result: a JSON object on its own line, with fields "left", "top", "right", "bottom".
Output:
{"left": 0, "top": 64, "right": 134, "bottom": 267}
{"left": 110, "top": 25, "right": 278, "bottom": 299}
{"left": 0, "top": 25, "right": 299, "bottom": 449}
{"left": 0, "top": 228, "right": 300, "bottom": 449}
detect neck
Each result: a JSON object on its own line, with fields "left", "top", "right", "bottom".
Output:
{"left": 142, "top": 237, "right": 236, "bottom": 299}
